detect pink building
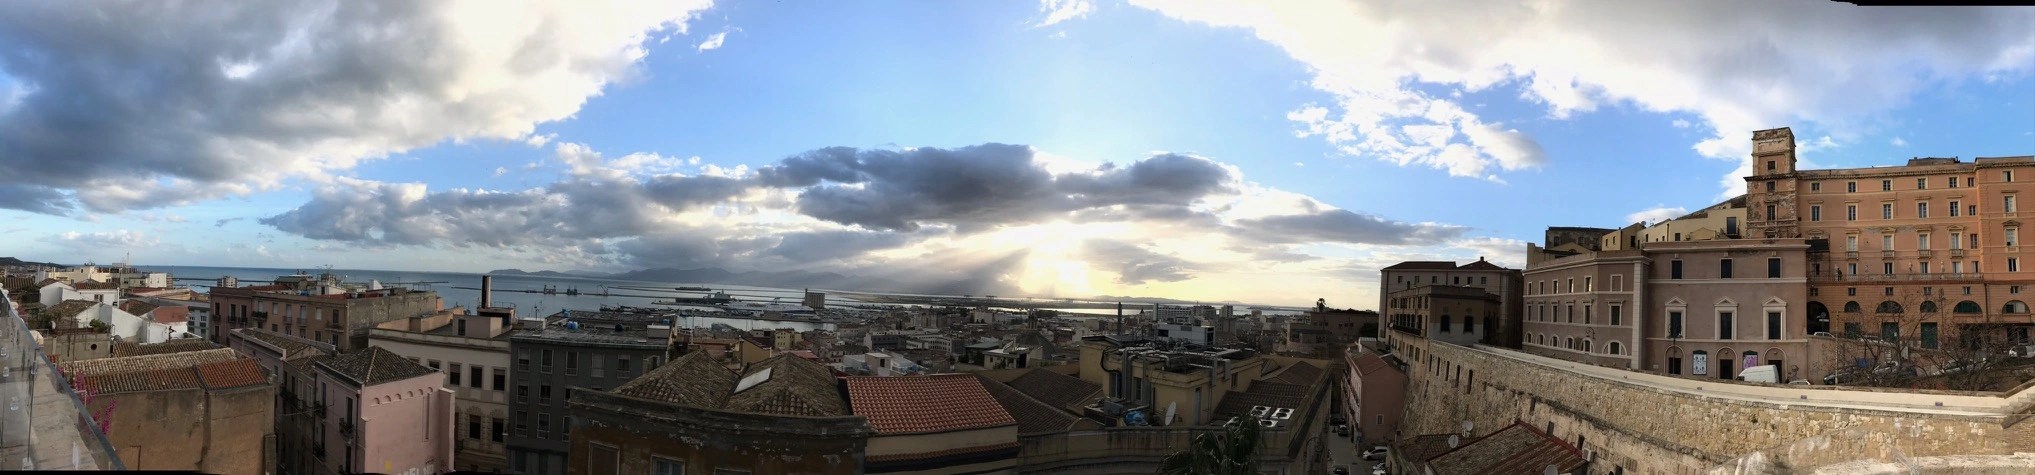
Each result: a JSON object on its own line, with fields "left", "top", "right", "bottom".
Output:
{"left": 1342, "top": 349, "right": 1405, "bottom": 446}
{"left": 313, "top": 346, "right": 455, "bottom": 475}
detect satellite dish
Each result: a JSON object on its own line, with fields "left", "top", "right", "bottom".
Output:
{"left": 1447, "top": 435, "right": 1460, "bottom": 448}
{"left": 1462, "top": 421, "right": 1475, "bottom": 435}
{"left": 1164, "top": 402, "right": 1178, "bottom": 426}
{"left": 1544, "top": 465, "right": 1559, "bottom": 475}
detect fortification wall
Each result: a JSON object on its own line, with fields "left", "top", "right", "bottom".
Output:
{"left": 1401, "top": 341, "right": 2035, "bottom": 474}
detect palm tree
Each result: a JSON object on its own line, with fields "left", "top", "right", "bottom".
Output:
{"left": 1159, "top": 420, "right": 1262, "bottom": 474}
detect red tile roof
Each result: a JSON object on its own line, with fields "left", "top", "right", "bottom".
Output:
{"left": 196, "top": 359, "right": 269, "bottom": 389}
{"left": 844, "top": 374, "right": 1016, "bottom": 435}
{"left": 73, "top": 281, "right": 119, "bottom": 290}
{"left": 1425, "top": 421, "right": 1586, "bottom": 475}
{"left": 150, "top": 305, "right": 189, "bottom": 324}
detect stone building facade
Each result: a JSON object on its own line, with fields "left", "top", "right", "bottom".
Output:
{"left": 508, "top": 310, "right": 674, "bottom": 475}
{"left": 1744, "top": 126, "right": 2035, "bottom": 351}
{"left": 1377, "top": 259, "right": 1524, "bottom": 348}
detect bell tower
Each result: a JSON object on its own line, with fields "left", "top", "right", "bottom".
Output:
{"left": 1747, "top": 127, "right": 1801, "bottom": 238}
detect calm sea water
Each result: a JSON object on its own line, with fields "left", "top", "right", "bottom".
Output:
{"left": 148, "top": 265, "right": 845, "bottom": 331}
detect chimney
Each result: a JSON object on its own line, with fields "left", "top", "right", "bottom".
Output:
{"left": 480, "top": 275, "right": 493, "bottom": 309}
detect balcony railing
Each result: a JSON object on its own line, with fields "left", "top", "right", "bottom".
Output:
{"left": 1809, "top": 272, "right": 1986, "bottom": 282}
{"left": 2, "top": 289, "right": 126, "bottom": 470}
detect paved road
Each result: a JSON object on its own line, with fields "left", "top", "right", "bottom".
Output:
{"left": 1324, "top": 420, "right": 1377, "bottom": 474}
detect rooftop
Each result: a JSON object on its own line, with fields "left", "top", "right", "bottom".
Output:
{"left": 112, "top": 338, "right": 219, "bottom": 357}
{"left": 724, "top": 354, "right": 848, "bottom": 416}
{"left": 72, "top": 281, "right": 119, "bottom": 291}
{"left": 1397, "top": 433, "right": 1473, "bottom": 465}
{"left": 147, "top": 305, "right": 189, "bottom": 324}
{"left": 116, "top": 300, "right": 159, "bottom": 316}
{"left": 1424, "top": 421, "right": 1587, "bottom": 475}
{"left": 513, "top": 326, "right": 667, "bottom": 346}
{"left": 1004, "top": 368, "right": 1102, "bottom": 411}
{"left": 315, "top": 346, "right": 438, "bottom": 387}
{"left": 44, "top": 299, "right": 101, "bottom": 318}
{"left": 234, "top": 327, "right": 331, "bottom": 360}
{"left": 615, "top": 350, "right": 737, "bottom": 409}
{"left": 975, "top": 374, "right": 1081, "bottom": 435}
{"left": 844, "top": 373, "right": 1016, "bottom": 435}
{"left": 60, "top": 349, "right": 267, "bottom": 395}
{"left": 1382, "top": 261, "right": 1459, "bottom": 271}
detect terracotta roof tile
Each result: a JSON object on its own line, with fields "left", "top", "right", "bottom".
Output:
{"left": 113, "top": 338, "right": 218, "bottom": 357}
{"left": 1265, "top": 361, "right": 1325, "bottom": 386}
{"left": 844, "top": 374, "right": 1015, "bottom": 435}
{"left": 197, "top": 359, "right": 269, "bottom": 389}
{"left": 1426, "top": 421, "right": 1586, "bottom": 475}
{"left": 315, "top": 346, "right": 437, "bottom": 387}
{"left": 1397, "top": 433, "right": 1470, "bottom": 464}
{"left": 118, "top": 300, "right": 160, "bottom": 317}
{"left": 149, "top": 305, "right": 189, "bottom": 324}
{"left": 976, "top": 374, "right": 1080, "bottom": 435}
{"left": 36, "top": 278, "right": 64, "bottom": 288}
{"left": 724, "top": 354, "right": 847, "bottom": 416}
{"left": 1004, "top": 369, "right": 1101, "bottom": 411}
{"left": 1353, "top": 354, "right": 1397, "bottom": 377}
{"left": 1213, "top": 381, "right": 1309, "bottom": 420}
{"left": 45, "top": 299, "right": 101, "bottom": 319}
{"left": 615, "top": 351, "right": 737, "bottom": 409}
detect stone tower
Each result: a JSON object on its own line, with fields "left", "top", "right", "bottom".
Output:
{"left": 1746, "top": 127, "right": 1802, "bottom": 239}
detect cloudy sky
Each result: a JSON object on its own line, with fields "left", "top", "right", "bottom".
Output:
{"left": 0, "top": 1, "right": 2030, "bottom": 307}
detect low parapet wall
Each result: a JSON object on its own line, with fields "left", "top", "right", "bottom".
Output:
{"left": 1402, "top": 340, "right": 2035, "bottom": 474}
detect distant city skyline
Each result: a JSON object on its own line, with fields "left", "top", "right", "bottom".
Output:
{"left": 0, "top": 1, "right": 2030, "bottom": 307}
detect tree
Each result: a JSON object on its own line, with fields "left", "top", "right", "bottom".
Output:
{"left": 1158, "top": 419, "right": 1262, "bottom": 475}
{"left": 1823, "top": 294, "right": 2019, "bottom": 390}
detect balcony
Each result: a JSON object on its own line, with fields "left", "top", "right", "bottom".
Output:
{"left": 1882, "top": 250, "right": 1897, "bottom": 258}
{"left": 1809, "top": 272, "right": 1985, "bottom": 283}
{"left": 1951, "top": 249, "right": 1967, "bottom": 258}
{"left": 1, "top": 289, "right": 125, "bottom": 470}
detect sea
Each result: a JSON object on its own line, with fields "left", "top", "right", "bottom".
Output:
{"left": 147, "top": 265, "right": 847, "bottom": 332}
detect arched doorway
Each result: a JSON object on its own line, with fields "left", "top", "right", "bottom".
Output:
{"left": 1717, "top": 347, "right": 1737, "bottom": 380}
{"left": 1766, "top": 348, "right": 1786, "bottom": 381}
{"left": 1807, "top": 302, "right": 1831, "bottom": 335}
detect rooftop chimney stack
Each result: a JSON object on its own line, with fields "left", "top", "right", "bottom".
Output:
{"left": 481, "top": 275, "right": 494, "bottom": 309}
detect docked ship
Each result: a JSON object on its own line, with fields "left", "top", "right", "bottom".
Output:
{"left": 720, "top": 300, "right": 817, "bottom": 318}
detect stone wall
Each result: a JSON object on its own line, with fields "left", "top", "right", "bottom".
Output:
{"left": 1401, "top": 341, "right": 2035, "bottom": 474}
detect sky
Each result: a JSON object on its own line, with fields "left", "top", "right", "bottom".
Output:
{"left": 0, "top": 0, "right": 2030, "bottom": 308}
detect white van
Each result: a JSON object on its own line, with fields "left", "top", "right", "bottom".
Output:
{"left": 1736, "top": 364, "right": 1779, "bottom": 383}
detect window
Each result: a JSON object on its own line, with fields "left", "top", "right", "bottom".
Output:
{"left": 1463, "top": 316, "right": 1474, "bottom": 333}
{"left": 1768, "top": 258, "right": 1782, "bottom": 278}
{"left": 517, "top": 351, "right": 530, "bottom": 370}
{"left": 1584, "top": 306, "right": 1592, "bottom": 324}
{"left": 1440, "top": 317, "right": 1451, "bottom": 333}
{"left": 538, "top": 414, "right": 550, "bottom": 440}
{"left": 1951, "top": 177, "right": 1959, "bottom": 188}
{"left": 1847, "top": 205, "right": 1857, "bottom": 221}
{"left": 2012, "top": 258, "right": 2021, "bottom": 272}
{"left": 1972, "top": 233, "right": 1981, "bottom": 249}
{"left": 1884, "top": 262, "right": 1894, "bottom": 275}
{"left": 1952, "top": 232, "right": 1964, "bottom": 249}
{"left": 618, "top": 356, "right": 632, "bottom": 375}
{"left": 2009, "top": 195, "right": 2018, "bottom": 213}
{"left": 1848, "top": 263, "right": 1858, "bottom": 276}
{"left": 1812, "top": 182, "right": 1822, "bottom": 191}
{"left": 591, "top": 356, "right": 605, "bottom": 378}
{"left": 1844, "top": 322, "right": 1862, "bottom": 338}
{"left": 655, "top": 457, "right": 685, "bottom": 475}
{"left": 1955, "top": 262, "right": 1965, "bottom": 273}
{"left": 540, "top": 385, "right": 552, "bottom": 403}
{"left": 493, "top": 368, "right": 506, "bottom": 391}
{"left": 1767, "top": 311, "right": 1782, "bottom": 340}
{"left": 1720, "top": 259, "right": 1733, "bottom": 278}
{"left": 492, "top": 418, "right": 505, "bottom": 443}
{"left": 1918, "top": 178, "right": 1927, "bottom": 189}
{"left": 1668, "top": 311, "right": 1684, "bottom": 338}
{"left": 517, "top": 385, "right": 529, "bottom": 403}
{"left": 1882, "top": 203, "right": 1894, "bottom": 220}
{"left": 541, "top": 349, "right": 553, "bottom": 372}
{"left": 1952, "top": 200, "right": 1962, "bottom": 216}
{"left": 1765, "top": 181, "right": 1775, "bottom": 191}
{"left": 1766, "top": 204, "right": 1776, "bottom": 219}
{"left": 1918, "top": 202, "right": 1929, "bottom": 218}
{"left": 1612, "top": 275, "right": 1624, "bottom": 291}
{"left": 1970, "top": 177, "right": 1977, "bottom": 187}
{"left": 1919, "top": 233, "right": 1931, "bottom": 250}
{"left": 1971, "top": 204, "right": 1980, "bottom": 216}
{"left": 1882, "top": 322, "right": 1900, "bottom": 342}
{"left": 1847, "top": 235, "right": 1859, "bottom": 251}
{"left": 1718, "top": 311, "right": 1735, "bottom": 339}
{"left": 1567, "top": 305, "right": 1575, "bottom": 323}
{"left": 1585, "top": 276, "right": 1593, "bottom": 292}
{"left": 449, "top": 364, "right": 462, "bottom": 386}
{"left": 1922, "top": 262, "right": 1931, "bottom": 274}
{"left": 2009, "top": 227, "right": 2019, "bottom": 246}
{"left": 566, "top": 351, "right": 578, "bottom": 375}
{"left": 1883, "top": 234, "right": 1895, "bottom": 250}
{"left": 1610, "top": 305, "right": 1622, "bottom": 326}
{"left": 1921, "top": 322, "right": 1939, "bottom": 349}
{"left": 2009, "top": 170, "right": 2016, "bottom": 183}
{"left": 1881, "top": 179, "right": 1892, "bottom": 191}
{"left": 1847, "top": 181, "right": 1857, "bottom": 193}
{"left": 470, "top": 366, "right": 483, "bottom": 389}
{"left": 1810, "top": 205, "right": 1822, "bottom": 221}
{"left": 469, "top": 415, "right": 482, "bottom": 439}
{"left": 1671, "top": 260, "right": 1683, "bottom": 279}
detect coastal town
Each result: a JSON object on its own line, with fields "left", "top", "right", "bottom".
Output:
{"left": 3, "top": 128, "right": 2034, "bottom": 473}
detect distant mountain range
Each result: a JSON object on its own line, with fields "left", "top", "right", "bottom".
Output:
{"left": 486, "top": 266, "right": 996, "bottom": 296}
{"left": 0, "top": 257, "right": 62, "bottom": 268}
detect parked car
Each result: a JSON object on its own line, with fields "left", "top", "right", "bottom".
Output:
{"left": 1330, "top": 415, "right": 1348, "bottom": 425}
{"left": 1370, "top": 464, "right": 1387, "bottom": 475}
{"left": 1331, "top": 466, "right": 1349, "bottom": 475}
{"left": 1787, "top": 379, "right": 1812, "bottom": 385}
{"left": 1362, "top": 446, "right": 1389, "bottom": 460}
{"left": 1333, "top": 424, "right": 1350, "bottom": 436}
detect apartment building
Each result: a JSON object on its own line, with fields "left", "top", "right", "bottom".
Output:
{"left": 1745, "top": 127, "right": 2035, "bottom": 350}
{"left": 368, "top": 306, "right": 516, "bottom": 472}
{"left": 210, "top": 284, "right": 443, "bottom": 351}
{"left": 1377, "top": 258, "right": 1524, "bottom": 348}
{"left": 507, "top": 309, "right": 675, "bottom": 475}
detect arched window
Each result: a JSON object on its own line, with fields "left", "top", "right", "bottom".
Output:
{"left": 1956, "top": 300, "right": 1982, "bottom": 313}
{"left": 1920, "top": 301, "right": 1938, "bottom": 313}
{"left": 1565, "top": 337, "right": 1574, "bottom": 350}
{"left": 1843, "top": 301, "right": 1862, "bottom": 313}
{"left": 1583, "top": 339, "right": 1593, "bottom": 353}
{"left": 1608, "top": 341, "right": 1623, "bottom": 355}
{"left": 2008, "top": 301, "right": 2029, "bottom": 314}
{"left": 1463, "top": 315, "right": 1475, "bottom": 333}
{"left": 1441, "top": 315, "right": 1452, "bottom": 332}
{"left": 1876, "top": 301, "right": 1903, "bottom": 314}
